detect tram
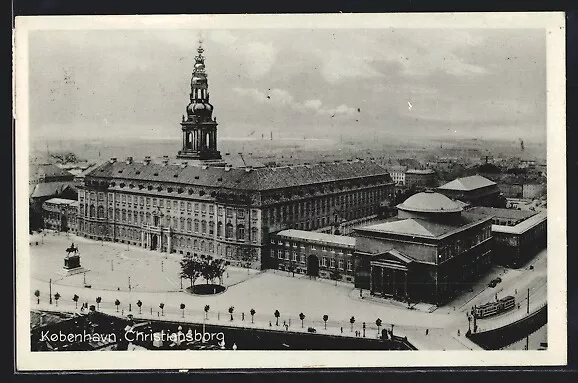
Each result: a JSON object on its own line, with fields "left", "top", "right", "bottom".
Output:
{"left": 472, "top": 295, "right": 516, "bottom": 319}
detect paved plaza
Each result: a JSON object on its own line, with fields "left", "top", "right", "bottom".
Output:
{"left": 28, "top": 233, "right": 547, "bottom": 350}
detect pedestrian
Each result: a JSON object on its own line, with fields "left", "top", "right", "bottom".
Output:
{"left": 340, "top": 327, "right": 343, "bottom": 334}
{"left": 457, "top": 329, "right": 460, "bottom": 336}
{"left": 426, "top": 329, "right": 429, "bottom": 335}
{"left": 515, "top": 289, "right": 517, "bottom": 295}
{"left": 269, "top": 321, "right": 272, "bottom": 327}
{"left": 283, "top": 320, "right": 286, "bottom": 327}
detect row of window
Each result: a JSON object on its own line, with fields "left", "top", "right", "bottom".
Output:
{"left": 275, "top": 250, "right": 353, "bottom": 271}
{"left": 438, "top": 225, "right": 492, "bottom": 261}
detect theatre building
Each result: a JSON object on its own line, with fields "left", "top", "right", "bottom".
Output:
{"left": 353, "top": 191, "right": 493, "bottom": 305}
{"left": 467, "top": 207, "right": 547, "bottom": 267}
{"left": 77, "top": 42, "right": 394, "bottom": 269}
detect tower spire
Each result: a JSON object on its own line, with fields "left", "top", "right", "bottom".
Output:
{"left": 177, "top": 39, "right": 222, "bottom": 162}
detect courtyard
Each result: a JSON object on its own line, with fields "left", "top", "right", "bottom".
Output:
{"left": 28, "top": 232, "right": 547, "bottom": 350}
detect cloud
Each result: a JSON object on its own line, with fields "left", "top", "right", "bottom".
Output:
{"left": 233, "top": 88, "right": 356, "bottom": 117}
{"left": 320, "top": 51, "right": 384, "bottom": 84}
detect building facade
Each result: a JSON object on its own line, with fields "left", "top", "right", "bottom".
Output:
{"left": 77, "top": 42, "right": 394, "bottom": 270}
{"left": 270, "top": 230, "right": 356, "bottom": 283}
{"left": 468, "top": 207, "right": 547, "bottom": 267}
{"left": 405, "top": 169, "right": 436, "bottom": 190}
{"left": 353, "top": 191, "right": 493, "bottom": 305}
{"left": 42, "top": 198, "right": 78, "bottom": 233}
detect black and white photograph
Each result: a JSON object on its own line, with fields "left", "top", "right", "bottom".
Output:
{"left": 14, "top": 13, "right": 566, "bottom": 370}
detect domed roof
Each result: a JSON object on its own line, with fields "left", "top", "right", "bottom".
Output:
{"left": 397, "top": 190, "right": 463, "bottom": 213}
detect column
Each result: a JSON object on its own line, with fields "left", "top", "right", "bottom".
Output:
{"left": 141, "top": 231, "right": 144, "bottom": 248}
{"left": 369, "top": 265, "right": 373, "bottom": 295}
{"left": 404, "top": 271, "right": 408, "bottom": 298}
{"left": 158, "top": 235, "right": 162, "bottom": 253}
{"left": 168, "top": 233, "right": 172, "bottom": 254}
{"left": 197, "top": 130, "right": 201, "bottom": 152}
{"left": 392, "top": 269, "right": 397, "bottom": 296}
{"left": 380, "top": 267, "right": 385, "bottom": 296}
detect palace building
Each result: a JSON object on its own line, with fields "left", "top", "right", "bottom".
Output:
{"left": 77, "top": 42, "right": 394, "bottom": 269}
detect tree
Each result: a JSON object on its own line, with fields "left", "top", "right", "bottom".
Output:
{"left": 250, "top": 308, "right": 256, "bottom": 323}
{"left": 95, "top": 296, "right": 102, "bottom": 311}
{"left": 323, "top": 315, "right": 328, "bottom": 330}
{"left": 350, "top": 316, "right": 355, "bottom": 332}
{"left": 299, "top": 313, "right": 305, "bottom": 328}
{"left": 115, "top": 299, "right": 121, "bottom": 312}
{"left": 376, "top": 318, "right": 382, "bottom": 338}
{"left": 180, "top": 255, "right": 202, "bottom": 288}
{"left": 54, "top": 292, "right": 60, "bottom": 307}
{"left": 159, "top": 302, "right": 164, "bottom": 316}
{"left": 229, "top": 306, "right": 235, "bottom": 321}
{"left": 204, "top": 304, "right": 210, "bottom": 320}
{"left": 34, "top": 290, "right": 40, "bottom": 304}
{"left": 274, "top": 310, "right": 280, "bottom": 326}
{"left": 200, "top": 256, "right": 227, "bottom": 285}
{"left": 136, "top": 300, "right": 142, "bottom": 314}
{"left": 72, "top": 294, "right": 79, "bottom": 309}
{"left": 180, "top": 303, "right": 186, "bottom": 318}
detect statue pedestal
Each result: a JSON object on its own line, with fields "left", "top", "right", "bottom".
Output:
{"left": 59, "top": 254, "right": 89, "bottom": 276}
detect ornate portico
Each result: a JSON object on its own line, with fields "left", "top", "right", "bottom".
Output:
{"left": 369, "top": 250, "right": 412, "bottom": 299}
{"left": 141, "top": 207, "right": 172, "bottom": 253}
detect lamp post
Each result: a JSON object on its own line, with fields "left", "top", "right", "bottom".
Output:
{"left": 128, "top": 276, "right": 132, "bottom": 292}
{"left": 49, "top": 278, "right": 52, "bottom": 304}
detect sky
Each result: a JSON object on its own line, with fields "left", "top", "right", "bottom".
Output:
{"left": 27, "top": 28, "right": 547, "bottom": 143}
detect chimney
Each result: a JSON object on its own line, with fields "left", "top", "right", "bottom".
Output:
{"left": 180, "top": 162, "right": 188, "bottom": 169}
{"left": 125, "top": 156, "right": 133, "bottom": 164}
{"left": 245, "top": 166, "right": 253, "bottom": 173}
{"left": 109, "top": 157, "right": 117, "bottom": 163}
{"left": 224, "top": 165, "right": 232, "bottom": 172}
{"left": 161, "top": 159, "right": 169, "bottom": 166}
{"left": 143, "top": 156, "right": 151, "bottom": 165}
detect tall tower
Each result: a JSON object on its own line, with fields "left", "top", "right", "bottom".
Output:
{"left": 177, "top": 40, "right": 222, "bottom": 161}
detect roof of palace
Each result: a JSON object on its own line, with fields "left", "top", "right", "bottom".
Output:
{"left": 490, "top": 210, "right": 547, "bottom": 235}
{"left": 276, "top": 229, "right": 356, "bottom": 248}
{"left": 86, "top": 160, "right": 393, "bottom": 191}
{"left": 467, "top": 206, "right": 537, "bottom": 221}
{"left": 437, "top": 175, "right": 496, "bottom": 191}
{"left": 397, "top": 191, "right": 464, "bottom": 214}
{"left": 356, "top": 211, "right": 490, "bottom": 240}
{"left": 44, "top": 197, "right": 78, "bottom": 206}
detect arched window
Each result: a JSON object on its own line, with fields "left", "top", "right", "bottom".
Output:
{"left": 180, "top": 218, "right": 185, "bottom": 231}
{"left": 145, "top": 212, "right": 151, "bottom": 224}
{"left": 139, "top": 212, "right": 144, "bottom": 225}
{"left": 217, "top": 244, "right": 221, "bottom": 256}
{"left": 208, "top": 221, "right": 214, "bottom": 235}
{"left": 217, "top": 222, "right": 223, "bottom": 237}
{"left": 251, "top": 227, "right": 258, "bottom": 243}
{"left": 209, "top": 242, "right": 214, "bottom": 252}
{"left": 128, "top": 212, "right": 132, "bottom": 223}
{"left": 172, "top": 217, "right": 177, "bottom": 229}
{"left": 193, "top": 239, "right": 198, "bottom": 249}
{"left": 187, "top": 238, "right": 192, "bottom": 248}
{"left": 89, "top": 205, "right": 96, "bottom": 218}
{"left": 107, "top": 207, "right": 113, "bottom": 219}
{"left": 121, "top": 227, "right": 126, "bottom": 237}
{"left": 194, "top": 219, "right": 199, "bottom": 232}
{"left": 115, "top": 208, "right": 120, "bottom": 221}
{"left": 201, "top": 220, "right": 207, "bottom": 234}
{"left": 122, "top": 209, "right": 127, "bottom": 222}
{"left": 187, "top": 218, "right": 192, "bottom": 232}
{"left": 201, "top": 241, "right": 206, "bottom": 251}
{"left": 79, "top": 205, "right": 84, "bottom": 216}
{"left": 237, "top": 224, "right": 245, "bottom": 240}
{"left": 225, "top": 223, "right": 234, "bottom": 239}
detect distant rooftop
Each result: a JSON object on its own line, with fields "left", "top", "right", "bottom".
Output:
{"left": 276, "top": 229, "right": 356, "bottom": 248}
{"left": 406, "top": 168, "right": 435, "bottom": 175}
{"left": 438, "top": 175, "right": 496, "bottom": 191}
{"left": 467, "top": 206, "right": 537, "bottom": 221}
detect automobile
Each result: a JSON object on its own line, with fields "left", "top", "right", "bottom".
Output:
{"left": 495, "top": 277, "right": 502, "bottom": 283}
{"left": 307, "top": 327, "right": 317, "bottom": 333}
{"left": 488, "top": 281, "right": 497, "bottom": 288}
